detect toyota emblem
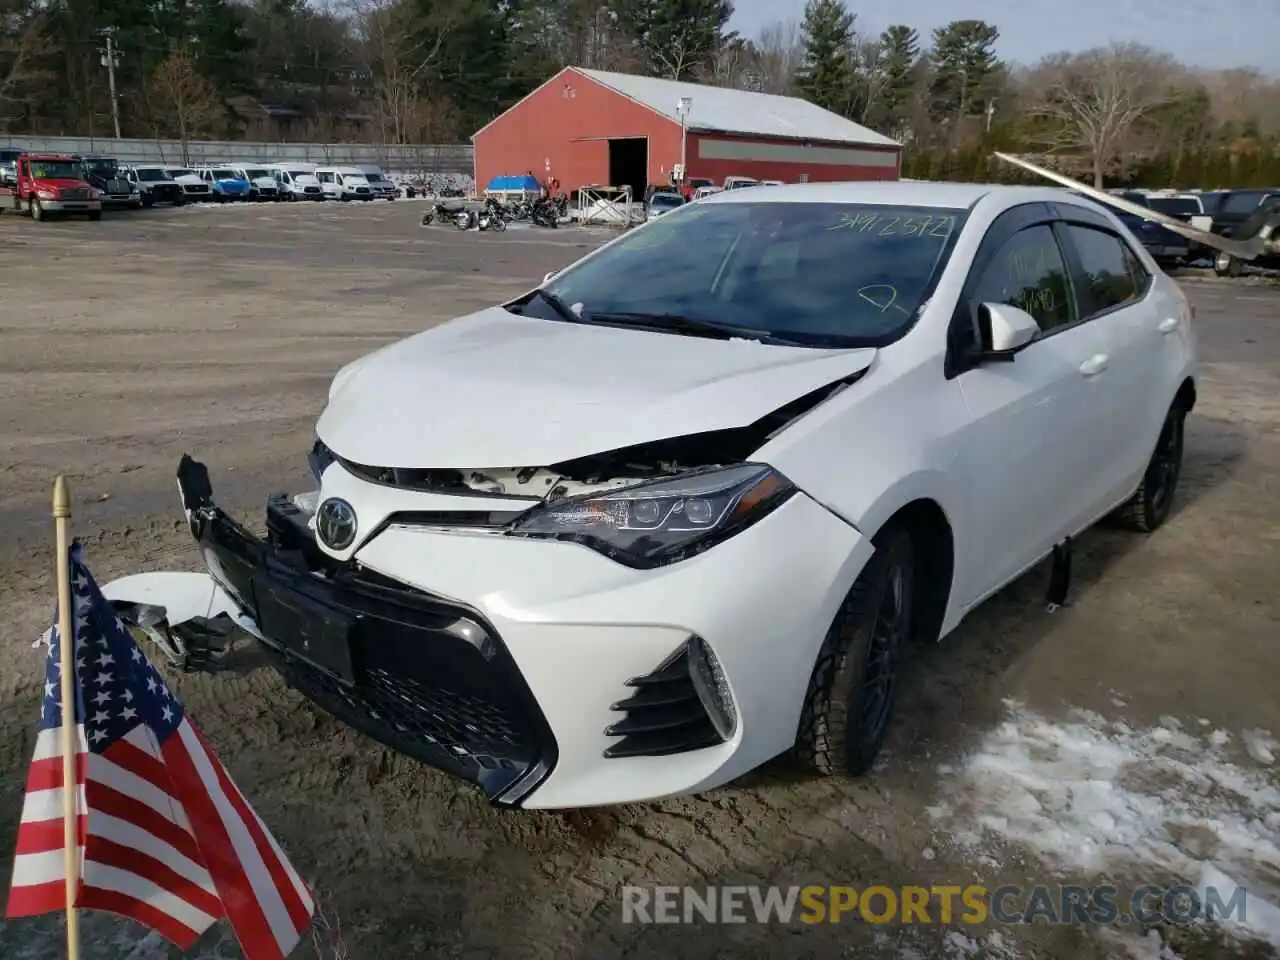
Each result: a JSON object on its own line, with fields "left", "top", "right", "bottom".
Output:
{"left": 316, "top": 497, "right": 357, "bottom": 550}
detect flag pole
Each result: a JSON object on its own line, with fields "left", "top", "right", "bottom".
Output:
{"left": 52, "top": 475, "right": 81, "bottom": 960}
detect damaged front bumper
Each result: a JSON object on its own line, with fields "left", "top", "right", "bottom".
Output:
{"left": 108, "top": 453, "right": 872, "bottom": 808}
{"left": 118, "top": 457, "right": 559, "bottom": 807}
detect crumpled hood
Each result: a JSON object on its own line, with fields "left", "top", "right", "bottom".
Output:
{"left": 316, "top": 306, "right": 876, "bottom": 468}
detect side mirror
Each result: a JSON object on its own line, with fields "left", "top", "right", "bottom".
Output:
{"left": 978, "top": 302, "right": 1040, "bottom": 360}
{"left": 543, "top": 270, "right": 558, "bottom": 284}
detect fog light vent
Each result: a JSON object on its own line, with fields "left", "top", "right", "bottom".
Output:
{"left": 687, "top": 635, "right": 737, "bottom": 740}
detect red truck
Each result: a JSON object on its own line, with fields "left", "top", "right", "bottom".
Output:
{"left": 0, "top": 153, "right": 103, "bottom": 221}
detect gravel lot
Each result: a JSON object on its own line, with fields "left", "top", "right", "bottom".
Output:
{"left": 1, "top": 201, "right": 1277, "bottom": 960}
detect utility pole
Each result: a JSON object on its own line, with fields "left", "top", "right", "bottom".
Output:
{"left": 99, "top": 27, "right": 122, "bottom": 140}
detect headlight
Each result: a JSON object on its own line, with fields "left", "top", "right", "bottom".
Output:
{"left": 506, "top": 463, "right": 795, "bottom": 569}
{"left": 36, "top": 189, "right": 57, "bottom": 200}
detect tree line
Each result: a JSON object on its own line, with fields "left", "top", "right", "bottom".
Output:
{"left": 1, "top": 0, "right": 1277, "bottom": 188}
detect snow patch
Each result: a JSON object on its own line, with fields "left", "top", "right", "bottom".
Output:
{"left": 929, "top": 700, "right": 1280, "bottom": 949}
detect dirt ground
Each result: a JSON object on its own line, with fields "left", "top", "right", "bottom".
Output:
{"left": 0, "top": 200, "right": 1277, "bottom": 960}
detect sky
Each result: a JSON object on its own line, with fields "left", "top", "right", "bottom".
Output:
{"left": 728, "top": 0, "right": 1278, "bottom": 71}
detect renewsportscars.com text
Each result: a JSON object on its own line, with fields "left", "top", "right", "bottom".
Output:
{"left": 621, "top": 884, "right": 1249, "bottom": 927}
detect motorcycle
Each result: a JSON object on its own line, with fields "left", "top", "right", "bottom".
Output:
{"left": 477, "top": 197, "right": 508, "bottom": 232}
{"left": 421, "top": 201, "right": 473, "bottom": 228}
{"left": 530, "top": 196, "right": 560, "bottom": 229}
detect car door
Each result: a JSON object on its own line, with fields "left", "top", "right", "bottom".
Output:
{"left": 1055, "top": 214, "right": 1175, "bottom": 514}
{"left": 946, "top": 206, "right": 1112, "bottom": 607}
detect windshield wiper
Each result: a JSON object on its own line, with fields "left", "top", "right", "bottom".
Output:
{"left": 585, "top": 311, "right": 811, "bottom": 346}
{"left": 529, "top": 287, "right": 585, "bottom": 325}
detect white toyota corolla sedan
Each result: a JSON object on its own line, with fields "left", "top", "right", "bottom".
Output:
{"left": 105, "top": 181, "right": 1197, "bottom": 810}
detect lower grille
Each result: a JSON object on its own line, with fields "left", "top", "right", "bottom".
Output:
{"left": 183, "top": 185, "right": 209, "bottom": 194}
{"left": 236, "top": 529, "right": 556, "bottom": 802}
{"left": 605, "top": 643, "right": 724, "bottom": 758}
{"left": 61, "top": 188, "right": 89, "bottom": 200}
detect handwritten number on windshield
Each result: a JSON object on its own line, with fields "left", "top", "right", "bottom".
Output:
{"left": 828, "top": 214, "right": 956, "bottom": 238}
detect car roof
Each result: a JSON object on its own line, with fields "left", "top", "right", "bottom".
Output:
{"left": 699, "top": 180, "right": 1068, "bottom": 210}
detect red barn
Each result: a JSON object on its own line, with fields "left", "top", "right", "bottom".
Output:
{"left": 472, "top": 67, "right": 901, "bottom": 199}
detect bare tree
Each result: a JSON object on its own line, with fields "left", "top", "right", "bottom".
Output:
{"left": 754, "top": 19, "right": 803, "bottom": 95}
{"left": 349, "top": 0, "right": 467, "bottom": 145}
{"left": 1025, "top": 43, "right": 1176, "bottom": 187}
{"left": 149, "top": 52, "right": 223, "bottom": 163}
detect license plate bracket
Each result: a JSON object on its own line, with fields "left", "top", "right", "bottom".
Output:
{"left": 253, "top": 577, "right": 358, "bottom": 684}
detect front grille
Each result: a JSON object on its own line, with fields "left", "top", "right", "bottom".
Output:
{"left": 244, "top": 551, "right": 556, "bottom": 802}
{"left": 605, "top": 643, "right": 723, "bottom": 758}
{"left": 183, "top": 184, "right": 209, "bottom": 194}
{"left": 61, "top": 188, "right": 89, "bottom": 200}
{"left": 304, "top": 186, "right": 320, "bottom": 193}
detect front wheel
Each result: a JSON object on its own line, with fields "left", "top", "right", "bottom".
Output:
{"left": 1214, "top": 251, "right": 1243, "bottom": 278}
{"left": 30, "top": 198, "right": 42, "bottom": 221}
{"left": 796, "top": 526, "right": 915, "bottom": 777}
{"left": 1113, "top": 402, "right": 1186, "bottom": 533}
{"left": 88, "top": 210, "right": 102, "bottom": 221}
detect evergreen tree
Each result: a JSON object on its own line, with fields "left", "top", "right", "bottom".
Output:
{"left": 927, "top": 19, "right": 999, "bottom": 129}
{"left": 794, "top": 0, "right": 854, "bottom": 115}
{"left": 612, "top": 0, "right": 734, "bottom": 80}
{"left": 869, "top": 25, "right": 919, "bottom": 136}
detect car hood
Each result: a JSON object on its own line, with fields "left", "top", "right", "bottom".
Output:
{"left": 316, "top": 307, "right": 876, "bottom": 468}
{"left": 172, "top": 175, "right": 205, "bottom": 185}
{"left": 34, "top": 178, "right": 91, "bottom": 190}
{"left": 215, "top": 178, "right": 249, "bottom": 187}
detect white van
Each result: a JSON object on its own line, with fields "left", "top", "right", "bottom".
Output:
{"left": 267, "top": 163, "right": 324, "bottom": 201}
{"left": 314, "top": 166, "right": 375, "bottom": 201}
{"left": 231, "top": 163, "right": 282, "bottom": 201}
{"left": 356, "top": 164, "right": 397, "bottom": 200}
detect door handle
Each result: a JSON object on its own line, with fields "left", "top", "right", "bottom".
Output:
{"left": 1079, "top": 354, "right": 1109, "bottom": 377}
{"left": 1158, "top": 317, "right": 1180, "bottom": 334}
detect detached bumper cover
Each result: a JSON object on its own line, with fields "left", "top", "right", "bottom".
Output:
{"left": 175, "top": 460, "right": 557, "bottom": 807}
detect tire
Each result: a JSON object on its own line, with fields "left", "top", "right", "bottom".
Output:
{"left": 1112, "top": 401, "right": 1186, "bottom": 533}
{"left": 1214, "top": 252, "right": 1243, "bottom": 278}
{"left": 30, "top": 198, "right": 42, "bottom": 221}
{"left": 796, "top": 525, "right": 915, "bottom": 777}
{"left": 142, "top": 194, "right": 154, "bottom": 209}
{"left": 88, "top": 211, "right": 102, "bottom": 221}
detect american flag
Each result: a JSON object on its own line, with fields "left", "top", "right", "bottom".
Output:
{"left": 6, "top": 545, "right": 315, "bottom": 958}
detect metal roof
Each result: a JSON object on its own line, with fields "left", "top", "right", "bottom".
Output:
{"left": 573, "top": 69, "right": 900, "bottom": 149}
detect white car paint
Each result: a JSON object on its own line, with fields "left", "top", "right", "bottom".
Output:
{"left": 314, "top": 166, "right": 375, "bottom": 201}
{"left": 103, "top": 180, "right": 1197, "bottom": 810}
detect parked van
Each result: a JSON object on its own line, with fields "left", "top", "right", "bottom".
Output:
{"left": 267, "top": 163, "right": 324, "bottom": 201}
{"left": 313, "top": 166, "right": 375, "bottom": 201}
{"left": 230, "top": 163, "right": 282, "bottom": 201}
{"left": 356, "top": 164, "right": 397, "bottom": 200}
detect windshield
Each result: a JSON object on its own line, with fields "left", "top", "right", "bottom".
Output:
{"left": 168, "top": 169, "right": 194, "bottom": 178}
{"left": 289, "top": 170, "right": 311, "bottom": 179}
{"left": 1147, "top": 197, "right": 1199, "bottom": 216}
{"left": 537, "top": 201, "right": 966, "bottom": 347}
{"left": 136, "top": 168, "right": 167, "bottom": 181}
{"left": 1221, "top": 191, "right": 1268, "bottom": 214}
{"left": 28, "top": 161, "right": 83, "bottom": 179}
{"left": 212, "top": 169, "right": 236, "bottom": 179}
{"left": 651, "top": 195, "right": 683, "bottom": 208}
{"left": 83, "top": 159, "right": 118, "bottom": 175}
{"left": 364, "top": 172, "right": 384, "bottom": 182}
{"left": 243, "top": 169, "right": 269, "bottom": 178}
